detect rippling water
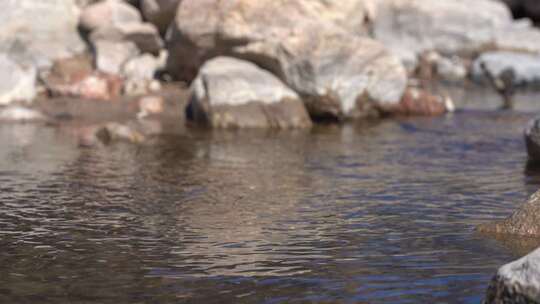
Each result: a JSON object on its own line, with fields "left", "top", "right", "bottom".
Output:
{"left": 1, "top": 111, "right": 540, "bottom": 303}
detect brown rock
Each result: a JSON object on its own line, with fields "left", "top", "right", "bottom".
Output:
{"left": 380, "top": 88, "right": 451, "bottom": 116}
{"left": 478, "top": 190, "right": 540, "bottom": 237}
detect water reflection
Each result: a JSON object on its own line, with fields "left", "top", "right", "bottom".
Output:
{"left": 0, "top": 111, "right": 538, "bottom": 303}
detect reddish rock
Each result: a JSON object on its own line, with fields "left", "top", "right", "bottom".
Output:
{"left": 381, "top": 88, "right": 453, "bottom": 116}
{"left": 43, "top": 56, "right": 124, "bottom": 101}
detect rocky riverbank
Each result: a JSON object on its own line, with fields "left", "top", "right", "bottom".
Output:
{"left": 3, "top": 0, "right": 540, "bottom": 131}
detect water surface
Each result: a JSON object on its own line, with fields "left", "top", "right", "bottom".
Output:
{"left": 1, "top": 111, "right": 539, "bottom": 303}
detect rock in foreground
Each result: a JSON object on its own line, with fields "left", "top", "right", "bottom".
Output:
{"left": 526, "top": 118, "right": 540, "bottom": 163}
{"left": 188, "top": 57, "right": 312, "bottom": 129}
{"left": 484, "top": 247, "right": 540, "bottom": 304}
{"left": 478, "top": 190, "right": 540, "bottom": 236}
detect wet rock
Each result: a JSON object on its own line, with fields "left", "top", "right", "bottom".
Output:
{"left": 525, "top": 118, "right": 540, "bottom": 163}
{"left": 79, "top": 0, "right": 142, "bottom": 33}
{"left": 373, "top": 0, "right": 512, "bottom": 64}
{"left": 0, "top": 0, "right": 86, "bottom": 69}
{"left": 96, "top": 122, "right": 146, "bottom": 144}
{"left": 140, "top": 0, "right": 182, "bottom": 34}
{"left": 472, "top": 52, "right": 540, "bottom": 87}
{"left": 380, "top": 87, "right": 453, "bottom": 117}
{"left": 188, "top": 57, "right": 312, "bottom": 129}
{"left": 0, "top": 106, "right": 46, "bottom": 122}
{"left": 167, "top": 0, "right": 378, "bottom": 81}
{"left": 478, "top": 190, "right": 540, "bottom": 236}
{"left": 0, "top": 54, "right": 37, "bottom": 105}
{"left": 94, "top": 40, "right": 140, "bottom": 75}
{"left": 484, "top": 247, "right": 540, "bottom": 304}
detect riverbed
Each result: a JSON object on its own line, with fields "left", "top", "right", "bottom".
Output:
{"left": 1, "top": 108, "right": 539, "bottom": 303}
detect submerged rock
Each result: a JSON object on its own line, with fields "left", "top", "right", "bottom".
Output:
{"left": 96, "top": 122, "right": 146, "bottom": 144}
{"left": 188, "top": 57, "right": 312, "bottom": 129}
{"left": 0, "top": 54, "right": 37, "bottom": 105}
{"left": 478, "top": 190, "right": 540, "bottom": 237}
{"left": 484, "top": 247, "right": 540, "bottom": 304}
{"left": 525, "top": 118, "right": 540, "bottom": 163}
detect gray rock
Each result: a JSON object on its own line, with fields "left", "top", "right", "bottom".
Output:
{"left": 79, "top": 0, "right": 142, "bottom": 33}
{"left": 494, "top": 24, "right": 540, "bottom": 55}
{"left": 0, "top": 106, "right": 45, "bottom": 122}
{"left": 235, "top": 30, "right": 407, "bottom": 120}
{"left": 89, "top": 22, "right": 163, "bottom": 55}
{"left": 472, "top": 52, "right": 540, "bottom": 87}
{"left": 121, "top": 54, "right": 162, "bottom": 95}
{"left": 484, "top": 247, "right": 540, "bottom": 304}
{"left": 373, "top": 0, "right": 512, "bottom": 63}
{"left": 478, "top": 189, "right": 540, "bottom": 236}
{"left": 435, "top": 56, "right": 468, "bottom": 83}
{"left": 140, "top": 0, "right": 182, "bottom": 34}
{"left": 526, "top": 118, "right": 540, "bottom": 162}
{"left": 0, "top": 54, "right": 37, "bottom": 105}
{"left": 168, "top": 0, "right": 406, "bottom": 120}
{"left": 0, "top": 0, "right": 86, "bottom": 69}
{"left": 189, "top": 56, "right": 312, "bottom": 128}
{"left": 167, "top": 0, "right": 377, "bottom": 81}
{"left": 94, "top": 40, "right": 140, "bottom": 75}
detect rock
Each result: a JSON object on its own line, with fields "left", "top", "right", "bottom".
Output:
{"left": 167, "top": 0, "right": 407, "bottom": 120}
{"left": 380, "top": 87, "right": 453, "bottom": 116}
{"left": 436, "top": 56, "right": 468, "bottom": 83}
{"left": 43, "top": 58, "right": 124, "bottom": 101}
{"left": 373, "top": 0, "right": 512, "bottom": 63}
{"left": 0, "top": 0, "right": 85, "bottom": 69}
{"left": 137, "top": 95, "right": 164, "bottom": 118}
{"left": 188, "top": 57, "right": 312, "bottom": 128}
{"left": 140, "top": 0, "right": 182, "bottom": 34}
{"left": 167, "top": 0, "right": 378, "bottom": 81}
{"left": 263, "top": 32, "right": 407, "bottom": 120}
{"left": 494, "top": 22, "right": 540, "bottom": 55}
{"left": 79, "top": 0, "right": 142, "bottom": 33}
{"left": 0, "top": 106, "right": 45, "bottom": 122}
{"left": 94, "top": 40, "right": 139, "bottom": 75}
{"left": 96, "top": 122, "right": 146, "bottom": 144}
{"left": 525, "top": 118, "right": 540, "bottom": 163}
{"left": 42, "top": 55, "right": 119, "bottom": 100}
{"left": 478, "top": 189, "right": 540, "bottom": 236}
{"left": 0, "top": 54, "right": 37, "bottom": 105}
{"left": 484, "top": 247, "right": 540, "bottom": 304}
{"left": 121, "top": 53, "right": 162, "bottom": 96}
{"left": 89, "top": 22, "right": 163, "bottom": 55}
{"left": 472, "top": 52, "right": 540, "bottom": 87}
{"left": 122, "top": 54, "right": 159, "bottom": 79}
